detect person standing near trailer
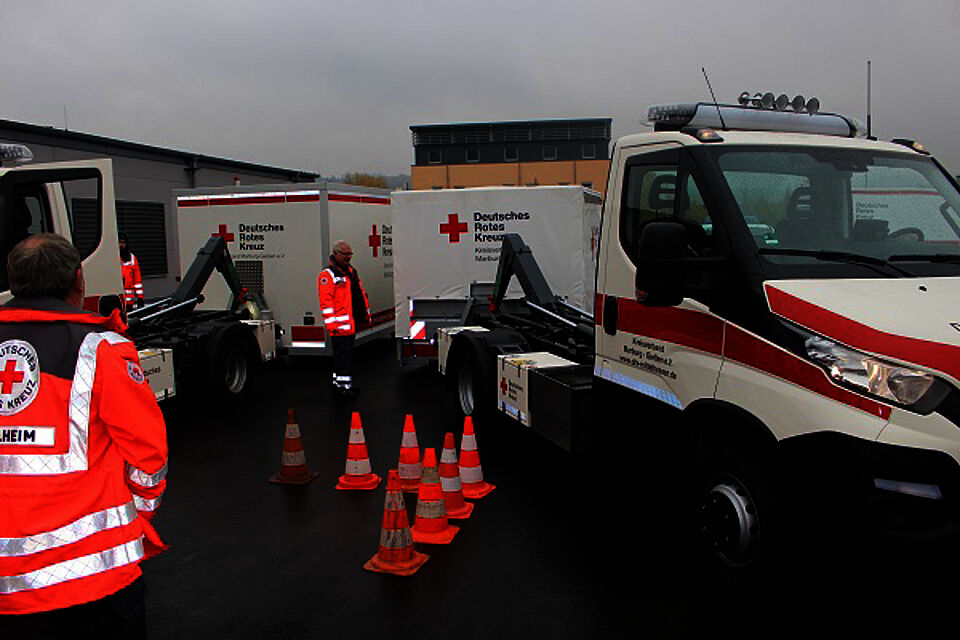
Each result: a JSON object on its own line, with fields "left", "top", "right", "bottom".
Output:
{"left": 317, "top": 240, "right": 371, "bottom": 399}
{"left": 119, "top": 232, "right": 144, "bottom": 310}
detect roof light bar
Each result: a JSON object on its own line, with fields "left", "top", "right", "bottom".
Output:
{"left": 647, "top": 101, "right": 860, "bottom": 138}
{"left": 738, "top": 91, "right": 820, "bottom": 114}
{"left": 0, "top": 143, "right": 33, "bottom": 166}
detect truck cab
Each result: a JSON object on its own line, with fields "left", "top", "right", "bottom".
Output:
{"left": 598, "top": 100, "right": 960, "bottom": 578}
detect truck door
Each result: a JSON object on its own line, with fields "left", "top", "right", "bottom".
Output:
{"left": 596, "top": 145, "right": 725, "bottom": 409}
{"left": 0, "top": 160, "right": 122, "bottom": 306}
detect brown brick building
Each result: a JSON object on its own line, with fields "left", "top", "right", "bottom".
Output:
{"left": 409, "top": 118, "right": 612, "bottom": 197}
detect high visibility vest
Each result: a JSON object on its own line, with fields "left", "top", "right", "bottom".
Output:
{"left": 121, "top": 254, "right": 144, "bottom": 306}
{"left": 316, "top": 262, "right": 370, "bottom": 337}
{"left": 0, "top": 298, "right": 168, "bottom": 615}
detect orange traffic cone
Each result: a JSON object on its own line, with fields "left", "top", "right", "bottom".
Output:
{"left": 440, "top": 432, "right": 474, "bottom": 519}
{"left": 397, "top": 414, "right": 422, "bottom": 493}
{"left": 364, "top": 470, "right": 429, "bottom": 576}
{"left": 269, "top": 409, "right": 319, "bottom": 485}
{"left": 336, "top": 412, "right": 381, "bottom": 490}
{"left": 459, "top": 417, "right": 494, "bottom": 499}
{"left": 411, "top": 448, "right": 459, "bottom": 544}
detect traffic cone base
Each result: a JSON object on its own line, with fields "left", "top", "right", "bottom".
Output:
{"left": 364, "top": 470, "right": 429, "bottom": 576}
{"left": 411, "top": 523, "right": 459, "bottom": 545}
{"left": 445, "top": 500, "right": 474, "bottom": 520}
{"left": 461, "top": 481, "right": 495, "bottom": 499}
{"left": 269, "top": 410, "right": 318, "bottom": 485}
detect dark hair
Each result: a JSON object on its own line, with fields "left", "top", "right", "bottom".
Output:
{"left": 7, "top": 233, "right": 81, "bottom": 299}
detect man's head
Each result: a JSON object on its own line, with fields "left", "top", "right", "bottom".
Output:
{"left": 7, "top": 233, "right": 85, "bottom": 307}
{"left": 332, "top": 241, "right": 353, "bottom": 268}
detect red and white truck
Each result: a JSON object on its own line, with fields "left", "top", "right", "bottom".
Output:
{"left": 433, "top": 97, "right": 960, "bottom": 581}
{"left": 0, "top": 149, "right": 275, "bottom": 401}
{"left": 174, "top": 182, "right": 395, "bottom": 356}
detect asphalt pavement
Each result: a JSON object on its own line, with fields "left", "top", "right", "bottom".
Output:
{"left": 144, "top": 339, "right": 954, "bottom": 639}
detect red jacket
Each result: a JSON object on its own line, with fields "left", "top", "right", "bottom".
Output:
{"left": 121, "top": 254, "right": 144, "bottom": 307}
{"left": 317, "top": 259, "right": 370, "bottom": 337}
{"left": 0, "top": 298, "right": 167, "bottom": 615}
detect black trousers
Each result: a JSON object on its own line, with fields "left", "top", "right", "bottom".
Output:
{"left": 2, "top": 577, "right": 146, "bottom": 639}
{"left": 331, "top": 334, "right": 355, "bottom": 389}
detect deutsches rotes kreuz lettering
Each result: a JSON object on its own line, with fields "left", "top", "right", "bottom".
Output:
{"left": 0, "top": 339, "right": 40, "bottom": 415}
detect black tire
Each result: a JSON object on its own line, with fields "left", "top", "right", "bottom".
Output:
{"left": 453, "top": 347, "right": 493, "bottom": 424}
{"left": 206, "top": 330, "right": 255, "bottom": 398}
{"left": 688, "top": 439, "right": 783, "bottom": 588}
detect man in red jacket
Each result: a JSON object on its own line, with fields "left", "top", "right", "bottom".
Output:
{"left": 0, "top": 233, "right": 167, "bottom": 637}
{"left": 119, "top": 231, "right": 144, "bottom": 311}
{"left": 317, "top": 240, "right": 370, "bottom": 400}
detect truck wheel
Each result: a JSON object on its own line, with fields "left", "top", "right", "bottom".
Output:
{"left": 690, "top": 440, "right": 783, "bottom": 587}
{"left": 208, "top": 332, "right": 253, "bottom": 397}
{"left": 451, "top": 340, "right": 494, "bottom": 426}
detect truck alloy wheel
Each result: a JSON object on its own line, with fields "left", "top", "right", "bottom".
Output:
{"left": 699, "top": 472, "right": 760, "bottom": 567}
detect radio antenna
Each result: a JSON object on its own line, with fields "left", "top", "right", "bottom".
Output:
{"left": 866, "top": 60, "right": 874, "bottom": 139}
{"left": 702, "top": 67, "right": 727, "bottom": 130}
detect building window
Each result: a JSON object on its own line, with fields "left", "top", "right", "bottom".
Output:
{"left": 543, "top": 145, "right": 557, "bottom": 161}
{"left": 428, "top": 149, "right": 442, "bottom": 164}
{"left": 582, "top": 144, "right": 596, "bottom": 159}
{"left": 466, "top": 148, "right": 479, "bottom": 163}
{"left": 504, "top": 146, "right": 519, "bottom": 162}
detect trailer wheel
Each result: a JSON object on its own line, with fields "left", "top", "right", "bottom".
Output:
{"left": 449, "top": 334, "right": 495, "bottom": 426}
{"left": 206, "top": 329, "right": 255, "bottom": 397}
{"left": 687, "top": 438, "right": 783, "bottom": 588}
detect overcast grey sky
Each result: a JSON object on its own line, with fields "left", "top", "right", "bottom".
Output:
{"left": 5, "top": 1, "right": 960, "bottom": 175}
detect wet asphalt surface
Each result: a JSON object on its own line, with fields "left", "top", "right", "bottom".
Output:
{"left": 144, "top": 339, "right": 956, "bottom": 639}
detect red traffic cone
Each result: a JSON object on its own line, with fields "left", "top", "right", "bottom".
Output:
{"left": 411, "top": 448, "right": 459, "bottom": 544}
{"left": 269, "top": 409, "right": 319, "bottom": 485}
{"left": 397, "top": 414, "right": 422, "bottom": 493}
{"left": 459, "top": 417, "right": 494, "bottom": 499}
{"left": 336, "top": 412, "right": 381, "bottom": 490}
{"left": 440, "top": 432, "right": 474, "bottom": 519}
{"left": 364, "top": 470, "right": 429, "bottom": 576}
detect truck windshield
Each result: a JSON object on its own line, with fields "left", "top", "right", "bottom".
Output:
{"left": 709, "top": 146, "right": 960, "bottom": 273}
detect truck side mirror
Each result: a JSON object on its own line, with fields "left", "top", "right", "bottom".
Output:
{"left": 633, "top": 220, "right": 725, "bottom": 306}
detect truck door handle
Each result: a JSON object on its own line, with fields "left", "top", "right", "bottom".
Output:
{"left": 602, "top": 296, "right": 618, "bottom": 336}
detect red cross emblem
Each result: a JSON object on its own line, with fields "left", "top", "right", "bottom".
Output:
{"left": 368, "top": 224, "right": 382, "bottom": 257}
{"left": 439, "top": 213, "right": 469, "bottom": 243}
{"left": 0, "top": 359, "right": 24, "bottom": 395}
{"left": 500, "top": 377, "right": 508, "bottom": 395}
{"left": 212, "top": 224, "right": 235, "bottom": 242}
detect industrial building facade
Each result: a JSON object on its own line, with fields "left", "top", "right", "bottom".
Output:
{"left": 0, "top": 119, "right": 317, "bottom": 297}
{"left": 409, "top": 118, "right": 612, "bottom": 197}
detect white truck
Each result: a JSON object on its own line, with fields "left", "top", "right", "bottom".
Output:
{"left": 0, "top": 148, "right": 275, "bottom": 401}
{"left": 390, "top": 186, "right": 601, "bottom": 360}
{"left": 174, "top": 182, "right": 394, "bottom": 356}
{"left": 434, "top": 97, "right": 960, "bottom": 583}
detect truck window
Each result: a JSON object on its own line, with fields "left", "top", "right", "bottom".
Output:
{"left": 620, "top": 164, "right": 678, "bottom": 261}
{"left": 711, "top": 147, "right": 960, "bottom": 262}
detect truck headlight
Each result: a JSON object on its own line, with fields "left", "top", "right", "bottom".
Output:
{"left": 803, "top": 334, "right": 937, "bottom": 407}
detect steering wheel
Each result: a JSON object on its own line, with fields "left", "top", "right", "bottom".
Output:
{"left": 888, "top": 227, "right": 925, "bottom": 242}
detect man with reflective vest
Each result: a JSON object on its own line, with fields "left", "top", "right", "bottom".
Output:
{"left": 119, "top": 231, "right": 144, "bottom": 310}
{"left": 0, "top": 234, "right": 167, "bottom": 635}
{"left": 317, "top": 240, "right": 370, "bottom": 399}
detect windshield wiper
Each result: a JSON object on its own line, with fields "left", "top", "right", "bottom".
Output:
{"left": 758, "top": 248, "right": 912, "bottom": 277}
{"left": 888, "top": 253, "right": 960, "bottom": 264}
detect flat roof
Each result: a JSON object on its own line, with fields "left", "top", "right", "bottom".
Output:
{"left": 0, "top": 117, "right": 319, "bottom": 180}
{"left": 411, "top": 117, "right": 611, "bottom": 130}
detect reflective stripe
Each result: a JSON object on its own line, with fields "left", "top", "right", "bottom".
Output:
{"left": 460, "top": 466, "right": 484, "bottom": 483}
{"left": 0, "top": 538, "right": 143, "bottom": 594}
{"left": 345, "top": 459, "right": 371, "bottom": 474}
{"left": 338, "top": 324, "right": 352, "bottom": 331}
{"left": 127, "top": 462, "right": 167, "bottom": 488}
{"left": 0, "top": 331, "right": 128, "bottom": 475}
{"left": 321, "top": 307, "right": 335, "bottom": 314}
{"left": 0, "top": 502, "right": 137, "bottom": 558}
{"left": 282, "top": 450, "right": 306, "bottom": 466}
{"left": 440, "top": 476, "right": 462, "bottom": 492}
{"left": 133, "top": 495, "right": 161, "bottom": 512}
{"left": 380, "top": 528, "right": 412, "bottom": 549}
{"left": 416, "top": 500, "right": 445, "bottom": 518}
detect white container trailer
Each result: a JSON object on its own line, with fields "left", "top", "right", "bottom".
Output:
{"left": 391, "top": 186, "right": 601, "bottom": 359}
{"left": 175, "top": 182, "right": 395, "bottom": 356}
